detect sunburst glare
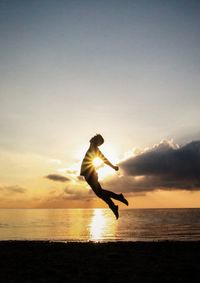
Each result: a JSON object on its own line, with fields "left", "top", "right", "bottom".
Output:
{"left": 92, "top": 157, "right": 103, "bottom": 168}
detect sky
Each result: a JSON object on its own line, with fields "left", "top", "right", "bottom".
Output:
{"left": 0, "top": 0, "right": 200, "bottom": 208}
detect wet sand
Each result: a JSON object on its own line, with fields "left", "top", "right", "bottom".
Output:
{"left": 0, "top": 241, "right": 199, "bottom": 282}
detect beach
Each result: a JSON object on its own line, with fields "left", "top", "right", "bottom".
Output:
{"left": 0, "top": 241, "right": 199, "bottom": 282}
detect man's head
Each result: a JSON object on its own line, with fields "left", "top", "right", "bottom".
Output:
{"left": 90, "top": 134, "right": 104, "bottom": 146}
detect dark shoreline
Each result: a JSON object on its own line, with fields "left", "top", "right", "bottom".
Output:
{"left": 0, "top": 241, "right": 200, "bottom": 282}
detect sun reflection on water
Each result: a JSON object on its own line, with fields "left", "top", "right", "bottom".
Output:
{"left": 89, "top": 209, "right": 116, "bottom": 241}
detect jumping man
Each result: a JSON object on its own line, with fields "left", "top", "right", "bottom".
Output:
{"left": 80, "top": 134, "right": 128, "bottom": 219}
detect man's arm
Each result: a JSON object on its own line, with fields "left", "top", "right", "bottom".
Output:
{"left": 97, "top": 149, "right": 119, "bottom": 171}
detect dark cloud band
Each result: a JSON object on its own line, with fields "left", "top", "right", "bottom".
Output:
{"left": 45, "top": 174, "right": 70, "bottom": 182}
{"left": 104, "top": 140, "right": 200, "bottom": 193}
{"left": 120, "top": 141, "right": 200, "bottom": 180}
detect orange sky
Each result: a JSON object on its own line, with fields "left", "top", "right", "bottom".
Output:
{"left": 0, "top": 141, "right": 200, "bottom": 209}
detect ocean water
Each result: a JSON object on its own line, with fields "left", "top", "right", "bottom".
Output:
{"left": 0, "top": 208, "right": 200, "bottom": 242}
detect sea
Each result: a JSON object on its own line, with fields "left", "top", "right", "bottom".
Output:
{"left": 0, "top": 208, "right": 200, "bottom": 242}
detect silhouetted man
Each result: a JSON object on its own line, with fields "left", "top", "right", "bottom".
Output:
{"left": 80, "top": 134, "right": 128, "bottom": 219}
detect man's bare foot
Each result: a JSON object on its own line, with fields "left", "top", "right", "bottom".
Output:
{"left": 120, "top": 193, "right": 129, "bottom": 206}
{"left": 111, "top": 205, "right": 119, "bottom": 219}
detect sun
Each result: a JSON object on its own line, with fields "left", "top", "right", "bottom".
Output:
{"left": 93, "top": 157, "right": 103, "bottom": 168}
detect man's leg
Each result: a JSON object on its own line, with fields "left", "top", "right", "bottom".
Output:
{"left": 102, "top": 189, "right": 129, "bottom": 206}
{"left": 86, "top": 176, "right": 119, "bottom": 219}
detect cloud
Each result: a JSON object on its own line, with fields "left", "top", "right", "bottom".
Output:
{"left": 66, "top": 169, "right": 77, "bottom": 175}
{"left": 0, "top": 185, "right": 26, "bottom": 194}
{"left": 34, "top": 183, "right": 92, "bottom": 208}
{"left": 63, "top": 186, "right": 92, "bottom": 200}
{"left": 76, "top": 175, "right": 85, "bottom": 181}
{"left": 49, "top": 159, "right": 62, "bottom": 165}
{"left": 45, "top": 174, "right": 70, "bottom": 182}
{"left": 105, "top": 140, "right": 200, "bottom": 193}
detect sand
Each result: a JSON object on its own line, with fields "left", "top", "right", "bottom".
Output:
{"left": 0, "top": 241, "right": 200, "bottom": 282}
